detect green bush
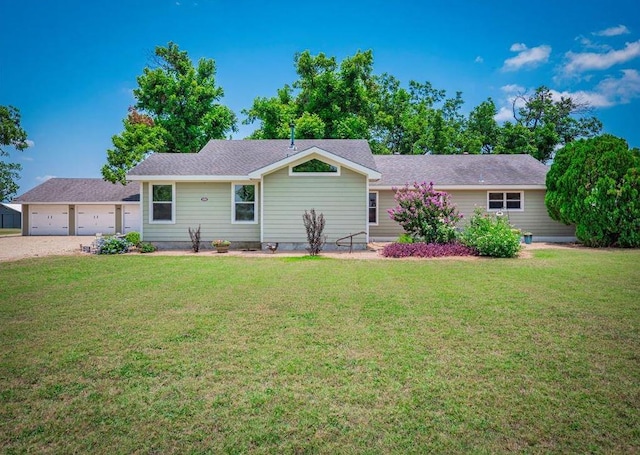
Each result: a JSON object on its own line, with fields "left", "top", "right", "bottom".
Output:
{"left": 97, "top": 237, "right": 131, "bottom": 255}
{"left": 139, "top": 242, "right": 156, "bottom": 253}
{"left": 461, "top": 208, "right": 522, "bottom": 258}
{"left": 546, "top": 134, "right": 640, "bottom": 247}
{"left": 124, "top": 231, "right": 141, "bottom": 246}
{"left": 396, "top": 233, "right": 415, "bottom": 244}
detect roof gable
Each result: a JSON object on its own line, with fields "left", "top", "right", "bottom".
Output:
{"left": 248, "top": 146, "right": 381, "bottom": 179}
{"left": 127, "top": 139, "right": 379, "bottom": 180}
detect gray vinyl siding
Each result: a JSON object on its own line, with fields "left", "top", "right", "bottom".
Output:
{"left": 142, "top": 182, "right": 260, "bottom": 242}
{"left": 370, "top": 188, "right": 575, "bottom": 239}
{"left": 263, "top": 166, "right": 367, "bottom": 244}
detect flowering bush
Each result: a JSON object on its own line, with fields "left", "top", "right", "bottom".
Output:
{"left": 97, "top": 236, "right": 131, "bottom": 254}
{"left": 212, "top": 239, "right": 231, "bottom": 247}
{"left": 461, "top": 208, "right": 522, "bottom": 258}
{"left": 388, "top": 182, "right": 462, "bottom": 244}
{"left": 381, "top": 242, "right": 477, "bottom": 258}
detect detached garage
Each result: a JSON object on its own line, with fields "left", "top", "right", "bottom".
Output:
{"left": 13, "top": 178, "right": 140, "bottom": 236}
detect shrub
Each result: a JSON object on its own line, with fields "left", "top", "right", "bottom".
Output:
{"left": 461, "top": 208, "right": 521, "bottom": 258}
{"left": 97, "top": 236, "right": 131, "bottom": 255}
{"left": 302, "top": 209, "right": 326, "bottom": 256}
{"left": 546, "top": 134, "right": 640, "bottom": 247}
{"left": 388, "top": 181, "right": 462, "bottom": 244}
{"left": 396, "top": 233, "right": 415, "bottom": 244}
{"left": 124, "top": 231, "right": 141, "bottom": 247}
{"left": 188, "top": 225, "right": 201, "bottom": 252}
{"left": 212, "top": 239, "right": 231, "bottom": 247}
{"left": 381, "top": 242, "right": 476, "bottom": 258}
{"left": 139, "top": 242, "right": 156, "bottom": 253}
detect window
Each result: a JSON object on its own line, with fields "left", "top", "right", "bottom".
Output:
{"left": 233, "top": 184, "right": 256, "bottom": 223}
{"left": 488, "top": 192, "right": 522, "bottom": 211}
{"left": 369, "top": 192, "right": 378, "bottom": 224}
{"left": 151, "top": 184, "right": 174, "bottom": 222}
{"left": 290, "top": 159, "right": 339, "bottom": 175}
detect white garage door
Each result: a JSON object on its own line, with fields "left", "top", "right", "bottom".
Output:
{"left": 30, "top": 205, "right": 69, "bottom": 235}
{"left": 122, "top": 205, "right": 141, "bottom": 233}
{"left": 76, "top": 205, "right": 116, "bottom": 236}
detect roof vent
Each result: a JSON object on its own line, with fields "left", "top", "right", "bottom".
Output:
{"left": 289, "top": 122, "right": 296, "bottom": 150}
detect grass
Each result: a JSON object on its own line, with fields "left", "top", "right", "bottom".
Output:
{"left": 1, "top": 249, "right": 639, "bottom": 454}
{"left": 0, "top": 228, "right": 20, "bottom": 236}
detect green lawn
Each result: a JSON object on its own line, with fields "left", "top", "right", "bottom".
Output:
{"left": 1, "top": 250, "right": 639, "bottom": 454}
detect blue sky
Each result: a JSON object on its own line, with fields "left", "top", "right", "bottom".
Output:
{"left": 2, "top": 0, "right": 639, "bottom": 195}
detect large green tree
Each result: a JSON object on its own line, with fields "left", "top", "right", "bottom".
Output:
{"left": 243, "top": 50, "right": 376, "bottom": 141}
{"left": 545, "top": 134, "right": 640, "bottom": 247}
{"left": 499, "top": 86, "right": 602, "bottom": 162}
{"left": 243, "top": 51, "right": 605, "bottom": 161}
{"left": 102, "top": 42, "right": 237, "bottom": 184}
{"left": 0, "top": 105, "right": 29, "bottom": 201}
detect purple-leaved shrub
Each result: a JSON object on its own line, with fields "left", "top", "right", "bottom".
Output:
{"left": 381, "top": 242, "right": 477, "bottom": 258}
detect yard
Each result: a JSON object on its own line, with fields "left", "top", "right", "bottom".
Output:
{"left": 1, "top": 249, "right": 639, "bottom": 453}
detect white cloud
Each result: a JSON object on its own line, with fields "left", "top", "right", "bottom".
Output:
{"left": 502, "top": 44, "right": 552, "bottom": 71}
{"left": 494, "top": 107, "right": 514, "bottom": 122}
{"left": 21, "top": 156, "right": 34, "bottom": 162}
{"left": 593, "top": 25, "right": 630, "bottom": 37}
{"left": 474, "top": 56, "right": 483, "bottom": 64}
{"left": 25, "top": 139, "right": 35, "bottom": 148}
{"left": 548, "top": 88, "right": 613, "bottom": 108}
{"left": 596, "top": 69, "right": 640, "bottom": 104}
{"left": 493, "top": 89, "right": 527, "bottom": 122}
{"left": 500, "top": 70, "right": 640, "bottom": 116}
{"left": 36, "top": 175, "right": 55, "bottom": 182}
{"left": 564, "top": 40, "right": 640, "bottom": 74}
{"left": 501, "top": 84, "right": 525, "bottom": 94}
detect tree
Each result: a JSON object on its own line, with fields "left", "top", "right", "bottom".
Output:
{"left": 545, "top": 134, "right": 640, "bottom": 247}
{"left": 388, "top": 181, "right": 462, "bottom": 244}
{"left": 463, "top": 99, "right": 500, "bottom": 154}
{"left": 102, "top": 42, "right": 237, "bottom": 184}
{"left": 243, "top": 50, "right": 376, "bottom": 140}
{"left": 502, "top": 86, "right": 602, "bottom": 162}
{"left": 0, "top": 105, "right": 29, "bottom": 201}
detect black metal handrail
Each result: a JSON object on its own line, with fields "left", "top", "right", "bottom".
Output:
{"left": 335, "top": 231, "right": 367, "bottom": 253}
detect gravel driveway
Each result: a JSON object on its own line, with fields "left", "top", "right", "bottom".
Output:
{"left": 0, "top": 235, "right": 87, "bottom": 262}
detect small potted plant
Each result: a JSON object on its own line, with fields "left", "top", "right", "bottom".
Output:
{"left": 212, "top": 239, "right": 231, "bottom": 253}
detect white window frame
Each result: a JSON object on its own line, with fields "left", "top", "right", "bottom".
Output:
{"left": 368, "top": 191, "right": 379, "bottom": 225}
{"left": 289, "top": 159, "right": 341, "bottom": 177}
{"left": 487, "top": 191, "right": 524, "bottom": 212}
{"left": 149, "top": 182, "right": 176, "bottom": 224}
{"left": 231, "top": 182, "right": 258, "bottom": 224}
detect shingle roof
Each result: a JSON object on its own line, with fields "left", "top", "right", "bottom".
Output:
{"left": 128, "top": 139, "right": 378, "bottom": 176}
{"left": 13, "top": 178, "right": 139, "bottom": 203}
{"left": 372, "top": 154, "right": 549, "bottom": 187}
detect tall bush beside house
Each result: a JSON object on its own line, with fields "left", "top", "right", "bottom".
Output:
{"left": 461, "top": 208, "right": 521, "bottom": 258}
{"left": 545, "top": 134, "right": 640, "bottom": 247}
{"left": 388, "top": 181, "right": 462, "bottom": 244}
{"left": 302, "top": 209, "right": 326, "bottom": 256}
